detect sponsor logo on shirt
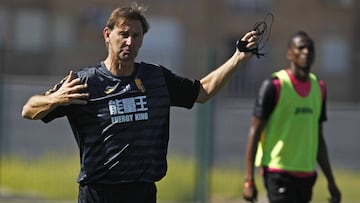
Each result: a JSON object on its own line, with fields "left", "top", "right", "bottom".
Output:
{"left": 295, "top": 107, "right": 313, "bottom": 115}
{"left": 108, "top": 96, "right": 149, "bottom": 124}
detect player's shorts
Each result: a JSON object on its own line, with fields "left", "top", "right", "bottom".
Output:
{"left": 263, "top": 169, "right": 317, "bottom": 203}
{"left": 78, "top": 182, "right": 157, "bottom": 203}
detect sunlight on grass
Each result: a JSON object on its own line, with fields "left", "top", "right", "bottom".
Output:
{"left": 0, "top": 154, "right": 79, "bottom": 200}
{"left": 157, "top": 156, "right": 195, "bottom": 201}
{"left": 312, "top": 167, "right": 360, "bottom": 202}
{"left": 1, "top": 154, "right": 359, "bottom": 202}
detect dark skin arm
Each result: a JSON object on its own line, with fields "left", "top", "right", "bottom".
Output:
{"left": 317, "top": 123, "right": 341, "bottom": 203}
{"left": 243, "top": 116, "right": 267, "bottom": 202}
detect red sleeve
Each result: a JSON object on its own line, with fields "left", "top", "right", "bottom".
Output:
{"left": 319, "top": 80, "right": 326, "bottom": 102}
{"left": 273, "top": 78, "right": 281, "bottom": 104}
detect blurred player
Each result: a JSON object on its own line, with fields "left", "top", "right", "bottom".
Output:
{"left": 242, "top": 31, "right": 341, "bottom": 203}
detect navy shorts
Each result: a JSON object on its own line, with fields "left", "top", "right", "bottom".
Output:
{"left": 78, "top": 182, "right": 157, "bottom": 203}
{"left": 263, "top": 170, "right": 317, "bottom": 203}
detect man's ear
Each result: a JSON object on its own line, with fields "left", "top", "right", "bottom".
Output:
{"left": 286, "top": 49, "right": 292, "bottom": 61}
{"left": 103, "top": 27, "right": 111, "bottom": 43}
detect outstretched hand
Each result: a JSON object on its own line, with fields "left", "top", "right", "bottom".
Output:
{"left": 241, "top": 31, "right": 259, "bottom": 50}
{"left": 236, "top": 31, "right": 259, "bottom": 59}
{"left": 237, "top": 13, "right": 274, "bottom": 59}
{"left": 48, "top": 71, "right": 89, "bottom": 106}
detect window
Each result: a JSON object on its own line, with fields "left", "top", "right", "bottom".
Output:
{"left": 320, "top": 31, "right": 349, "bottom": 74}
{"left": 137, "top": 18, "right": 183, "bottom": 73}
{"left": 14, "top": 9, "right": 47, "bottom": 51}
{"left": 324, "top": 0, "right": 353, "bottom": 8}
{"left": 0, "top": 7, "right": 7, "bottom": 44}
{"left": 226, "top": 0, "right": 272, "bottom": 13}
{"left": 52, "top": 15, "right": 75, "bottom": 48}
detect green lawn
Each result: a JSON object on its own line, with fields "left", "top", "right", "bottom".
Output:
{"left": 0, "top": 154, "right": 78, "bottom": 200}
{"left": 1, "top": 154, "right": 359, "bottom": 202}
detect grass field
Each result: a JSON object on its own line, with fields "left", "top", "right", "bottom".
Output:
{"left": 0, "top": 154, "right": 359, "bottom": 202}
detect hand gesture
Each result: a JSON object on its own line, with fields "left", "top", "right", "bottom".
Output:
{"left": 48, "top": 71, "right": 89, "bottom": 106}
{"left": 236, "top": 31, "right": 259, "bottom": 59}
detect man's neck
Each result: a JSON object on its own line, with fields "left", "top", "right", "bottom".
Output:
{"left": 104, "top": 58, "right": 134, "bottom": 77}
{"left": 288, "top": 65, "right": 310, "bottom": 82}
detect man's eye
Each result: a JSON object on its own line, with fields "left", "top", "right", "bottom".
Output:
{"left": 297, "top": 46, "right": 305, "bottom": 50}
{"left": 119, "top": 32, "right": 129, "bottom": 38}
{"left": 297, "top": 45, "right": 314, "bottom": 51}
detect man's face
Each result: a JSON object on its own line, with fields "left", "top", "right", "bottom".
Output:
{"left": 287, "top": 35, "right": 315, "bottom": 70}
{"left": 105, "top": 19, "right": 144, "bottom": 62}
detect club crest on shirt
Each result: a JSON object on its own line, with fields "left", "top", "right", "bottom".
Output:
{"left": 135, "top": 78, "right": 145, "bottom": 93}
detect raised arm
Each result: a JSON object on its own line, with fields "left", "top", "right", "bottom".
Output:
{"left": 196, "top": 31, "right": 258, "bottom": 103}
{"left": 21, "top": 71, "right": 89, "bottom": 120}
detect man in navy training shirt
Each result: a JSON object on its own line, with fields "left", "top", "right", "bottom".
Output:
{"left": 22, "top": 4, "right": 259, "bottom": 203}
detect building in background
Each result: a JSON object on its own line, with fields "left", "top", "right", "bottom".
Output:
{"left": 0, "top": 0, "right": 359, "bottom": 101}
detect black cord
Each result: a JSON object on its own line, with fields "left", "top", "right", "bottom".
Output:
{"left": 236, "top": 13, "right": 274, "bottom": 59}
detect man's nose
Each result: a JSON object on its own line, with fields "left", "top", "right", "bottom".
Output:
{"left": 302, "top": 47, "right": 309, "bottom": 54}
{"left": 125, "top": 37, "right": 133, "bottom": 45}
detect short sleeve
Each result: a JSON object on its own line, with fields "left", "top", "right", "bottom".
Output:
{"left": 253, "top": 77, "right": 277, "bottom": 120}
{"left": 161, "top": 67, "right": 200, "bottom": 109}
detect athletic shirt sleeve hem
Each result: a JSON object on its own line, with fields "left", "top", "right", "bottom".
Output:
{"left": 253, "top": 77, "right": 277, "bottom": 120}
{"left": 161, "top": 67, "right": 200, "bottom": 109}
